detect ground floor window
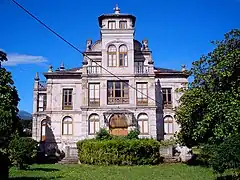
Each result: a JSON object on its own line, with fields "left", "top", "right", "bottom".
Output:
{"left": 164, "top": 116, "right": 174, "bottom": 134}
{"left": 89, "top": 114, "right": 100, "bottom": 135}
{"left": 41, "top": 119, "right": 47, "bottom": 141}
{"left": 138, "top": 113, "right": 149, "bottom": 134}
{"left": 62, "top": 116, "right": 73, "bottom": 135}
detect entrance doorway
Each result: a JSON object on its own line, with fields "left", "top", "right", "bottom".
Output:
{"left": 109, "top": 114, "right": 128, "bottom": 136}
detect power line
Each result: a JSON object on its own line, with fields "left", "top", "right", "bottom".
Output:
{"left": 10, "top": 0, "right": 162, "bottom": 106}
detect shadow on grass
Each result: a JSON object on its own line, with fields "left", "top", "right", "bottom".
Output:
{"left": 10, "top": 177, "right": 62, "bottom": 180}
{"left": 216, "top": 174, "right": 240, "bottom": 180}
{"left": 29, "top": 167, "right": 59, "bottom": 172}
{"left": 186, "top": 154, "right": 209, "bottom": 167}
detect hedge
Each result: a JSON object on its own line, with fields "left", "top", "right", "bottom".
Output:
{"left": 77, "top": 138, "right": 160, "bottom": 165}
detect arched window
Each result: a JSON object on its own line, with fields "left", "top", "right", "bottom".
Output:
{"left": 164, "top": 116, "right": 174, "bottom": 134}
{"left": 108, "top": 45, "right": 117, "bottom": 67}
{"left": 119, "top": 45, "right": 128, "bottom": 67}
{"left": 138, "top": 113, "right": 148, "bottom": 134}
{"left": 41, "top": 119, "right": 47, "bottom": 141}
{"left": 89, "top": 114, "right": 100, "bottom": 135}
{"left": 62, "top": 116, "right": 73, "bottom": 135}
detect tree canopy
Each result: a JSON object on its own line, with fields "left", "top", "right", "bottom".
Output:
{"left": 0, "top": 51, "right": 20, "bottom": 147}
{"left": 176, "top": 29, "right": 240, "bottom": 147}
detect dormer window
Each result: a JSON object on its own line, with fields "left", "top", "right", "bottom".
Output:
{"left": 108, "top": 21, "right": 116, "bottom": 29}
{"left": 119, "top": 21, "right": 127, "bottom": 29}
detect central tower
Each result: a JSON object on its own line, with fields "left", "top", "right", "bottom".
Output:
{"left": 98, "top": 5, "right": 136, "bottom": 75}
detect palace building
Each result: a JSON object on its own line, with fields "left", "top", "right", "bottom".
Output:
{"left": 32, "top": 5, "right": 188, "bottom": 158}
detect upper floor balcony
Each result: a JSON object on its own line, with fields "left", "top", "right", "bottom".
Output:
{"left": 134, "top": 65, "right": 149, "bottom": 75}
{"left": 87, "top": 66, "right": 102, "bottom": 75}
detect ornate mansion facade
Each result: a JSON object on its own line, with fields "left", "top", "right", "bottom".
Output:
{"left": 32, "top": 6, "right": 188, "bottom": 157}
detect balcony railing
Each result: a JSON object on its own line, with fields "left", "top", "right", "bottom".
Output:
{"left": 134, "top": 65, "right": 149, "bottom": 74}
{"left": 87, "top": 66, "right": 101, "bottom": 75}
{"left": 39, "top": 81, "right": 47, "bottom": 91}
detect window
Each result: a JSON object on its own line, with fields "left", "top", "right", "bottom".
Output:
{"left": 107, "top": 81, "right": 129, "bottom": 104}
{"left": 119, "top": 21, "right": 127, "bottom": 29}
{"left": 62, "top": 89, "right": 73, "bottom": 110}
{"left": 136, "top": 83, "right": 148, "bottom": 105}
{"left": 119, "top": 45, "right": 128, "bottom": 67}
{"left": 164, "top": 116, "right": 174, "bottom": 134}
{"left": 89, "top": 83, "right": 100, "bottom": 106}
{"left": 162, "top": 88, "right": 172, "bottom": 108}
{"left": 62, "top": 116, "right": 73, "bottom": 135}
{"left": 89, "top": 114, "right": 100, "bottom": 135}
{"left": 138, "top": 114, "right": 149, "bottom": 134}
{"left": 41, "top": 120, "right": 47, "bottom": 141}
{"left": 108, "top": 45, "right": 117, "bottom": 67}
{"left": 108, "top": 21, "right": 116, "bottom": 29}
{"left": 38, "top": 93, "right": 47, "bottom": 111}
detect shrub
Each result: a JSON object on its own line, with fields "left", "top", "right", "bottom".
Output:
{"left": 95, "top": 128, "right": 112, "bottom": 140}
{"left": 127, "top": 129, "right": 140, "bottom": 139}
{"left": 0, "top": 151, "right": 9, "bottom": 179}
{"left": 77, "top": 138, "right": 160, "bottom": 165}
{"left": 208, "top": 135, "right": 240, "bottom": 174}
{"left": 8, "top": 136, "right": 37, "bottom": 169}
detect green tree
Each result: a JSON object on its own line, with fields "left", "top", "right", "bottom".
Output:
{"left": 0, "top": 51, "right": 20, "bottom": 178}
{"left": 176, "top": 29, "right": 240, "bottom": 147}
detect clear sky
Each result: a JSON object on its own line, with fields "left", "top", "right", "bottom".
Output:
{"left": 1, "top": 0, "right": 240, "bottom": 113}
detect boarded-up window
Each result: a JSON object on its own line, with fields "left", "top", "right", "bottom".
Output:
{"left": 89, "top": 114, "right": 100, "bottom": 135}
{"left": 138, "top": 114, "right": 149, "bottom": 134}
{"left": 41, "top": 119, "right": 47, "bottom": 141}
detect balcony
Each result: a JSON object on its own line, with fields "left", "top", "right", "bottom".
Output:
{"left": 87, "top": 66, "right": 101, "bottom": 75}
{"left": 39, "top": 81, "right": 47, "bottom": 91}
{"left": 134, "top": 65, "right": 149, "bottom": 74}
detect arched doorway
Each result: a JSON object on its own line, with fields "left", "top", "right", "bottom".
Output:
{"left": 109, "top": 114, "right": 128, "bottom": 136}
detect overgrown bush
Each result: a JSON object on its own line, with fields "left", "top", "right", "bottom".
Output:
{"left": 96, "top": 128, "right": 112, "bottom": 140}
{"left": 0, "top": 151, "right": 9, "bottom": 179}
{"left": 208, "top": 135, "right": 240, "bottom": 174}
{"left": 8, "top": 136, "right": 37, "bottom": 169}
{"left": 77, "top": 138, "right": 160, "bottom": 165}
{"left": 127, "top": 129, "right": 140, "bottom": 139}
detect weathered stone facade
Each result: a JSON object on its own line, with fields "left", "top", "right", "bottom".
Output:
{"left": 32, "top": 6, "right": 188, "bottom": 157}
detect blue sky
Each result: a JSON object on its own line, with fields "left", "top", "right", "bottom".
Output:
{"left": 1, "top": 0, "right": 240, "bottom": 113}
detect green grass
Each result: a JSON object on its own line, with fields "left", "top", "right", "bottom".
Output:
{"left": 10, "top": 163, "right": 216, "bottom": 180}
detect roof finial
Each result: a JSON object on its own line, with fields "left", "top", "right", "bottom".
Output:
{"left": 48, "top": 65, "right": 53, "bottom": 72}
{"left": 34, "top": 72, "right": 39, "bottom": 81}
{"left": 60, "top": 62, "right": 65, "bottom": 71}
{"left": 114, "top": 4, "right": 120, "bottom": 14}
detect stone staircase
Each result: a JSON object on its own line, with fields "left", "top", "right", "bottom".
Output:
{"left": 58, "top": 156, "right": 79, "bottom": 164}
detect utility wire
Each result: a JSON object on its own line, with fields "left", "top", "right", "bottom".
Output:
{"left": 10, "top": 0, "right": 162, "bottom": 106}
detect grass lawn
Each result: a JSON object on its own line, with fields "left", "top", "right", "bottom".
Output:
{"left": 10, "top": 163, "right": 217, "bottom": 180}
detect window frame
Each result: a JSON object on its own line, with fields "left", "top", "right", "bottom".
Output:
{"left": 88, "top": 114, "right": 100, "bottom": 135}
{"left": 136, "top": 82, "right": 148, "bottom": 106}
{"left": 41, "top": 119, "right": 47, "bottom": 141}
{"left": 38, "top": 93, "right": 47, "bottom": 111}
{"left": 62, "top": 116, "right": 73, "bottom": 135}
{"left": 107, "top": 45, "right": 117, "bottom": 67}
{"left": 162, "top": 88, "right": 172, "bottom": 108}
{"left": 88, "top": 83, "right": 100, "bottom": 106}
{"left": 62, "top": 89, "right": 73, "bottom": 110}
{"left": 108, "top": 21, "right": 116, "bottom": 29}
{"left": 107, "top": 81, "right": 129, "bottom": 104}
{"left": 119, "top": 45, "right": 128, "bottom": 67}
{"left": 119, "top": 21, "right": 127, "bottom": 29}
{"left": 138, "top": 114, "right": 149, "bottom": 135}
{"left": 164, "top": 116, "right": 174, "bottom": 135}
